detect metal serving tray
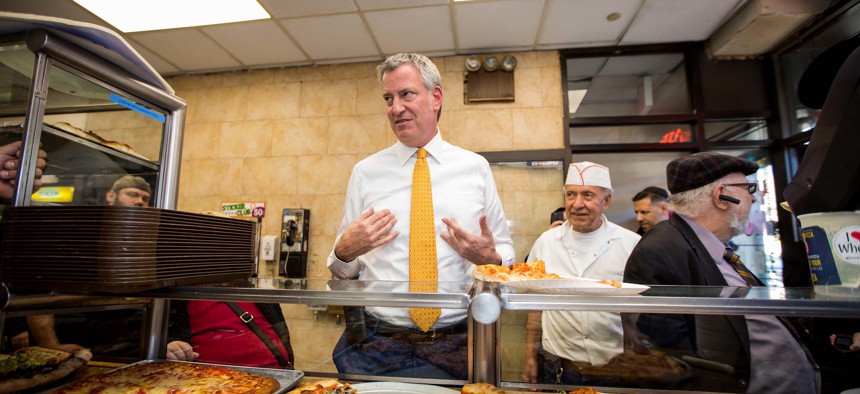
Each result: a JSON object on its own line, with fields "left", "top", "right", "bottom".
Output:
{"left": 43, "top": 359, "right": 303, "bottom": 394}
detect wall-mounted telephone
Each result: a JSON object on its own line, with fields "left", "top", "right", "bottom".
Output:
{"left": 279, "top": 208, "right": 309, "bottom": 278}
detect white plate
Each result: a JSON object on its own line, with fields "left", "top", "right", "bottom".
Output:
{"left": 504, "top": 278, "right": 650, "bottom": 295}
{"left": 350, "top": 382, "right": 459, "bottom": 393}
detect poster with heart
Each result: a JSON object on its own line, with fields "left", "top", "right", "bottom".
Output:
{"left": 833, "top": 226, "right": 860, "bottom": 263}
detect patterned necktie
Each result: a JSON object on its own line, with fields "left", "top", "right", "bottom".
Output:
{"left": 724, "top": 248, "right": 761, "bottom": 286}
{"left": 409, "top": 148, "right": 440, "bottom": 332}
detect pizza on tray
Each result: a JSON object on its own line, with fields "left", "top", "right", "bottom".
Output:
{"left": 0, "top": 346, "right": 92, "bottom": 394}
{"left": 49, "top": 361, "right": 280, "bottom": 394}
{"left": 474, "top": 261, "right": 622, "bottom": 288}
{"left": 461, "top": 382, "right": 504, "bottom": 394}
{"left": 286, "top": 378, "right": 355, "bottom": 394}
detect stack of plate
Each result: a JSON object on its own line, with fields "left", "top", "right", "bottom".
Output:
{"left": 1, "top": 206, "right": 256, "bottom": 293}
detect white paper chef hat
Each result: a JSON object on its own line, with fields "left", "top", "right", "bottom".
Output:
{"left": 566, "top": 161, "right": 612, "bottom": 192}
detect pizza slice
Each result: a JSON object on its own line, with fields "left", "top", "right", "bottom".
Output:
{"left": 286, "top": 378, "right": 356, "bottom": 394}
{"left": 0, "top": 347, "right": 91, "bottom": 393}
{"left": 461, "top": 382, "right": 505, "bottom": 393}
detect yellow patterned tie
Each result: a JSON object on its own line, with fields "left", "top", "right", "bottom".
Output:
{"left": 409, "top": 148, "right": 440, "bottom": 332}
{"left": 724, "top": 248, "right": 761, "bottom": 286}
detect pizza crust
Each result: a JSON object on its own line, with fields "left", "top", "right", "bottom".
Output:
{"left": 51, "top": 122, "right": 150, "bottom": 161}
{"left": 0, "top": 348, "right": 92, "bottom": 394}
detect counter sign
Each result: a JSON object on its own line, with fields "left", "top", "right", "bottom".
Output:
{"left": 221, "top": 202, "right": 266, "bottom": 218}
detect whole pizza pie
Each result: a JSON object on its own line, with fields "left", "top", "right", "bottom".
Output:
{"left": 49, "top": 361, "right": 280, "bottom": 394}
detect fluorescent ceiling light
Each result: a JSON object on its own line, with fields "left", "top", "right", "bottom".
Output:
{"left": 74, "top": 0, "right": 270, "bottom": 33}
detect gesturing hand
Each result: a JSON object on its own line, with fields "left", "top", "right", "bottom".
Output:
{"left": 334, "top": 208, "right": 398, "bottom": 262}
{"left": 440, "top": 214, "right": 501, "bottom": 266}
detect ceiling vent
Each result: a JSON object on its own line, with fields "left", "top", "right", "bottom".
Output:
{"left": 707, "top": 0, "right": 829, "bottom": 59}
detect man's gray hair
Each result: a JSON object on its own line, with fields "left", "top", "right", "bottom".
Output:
{"left": 669, "top": 178, "right": 722, "bottom": 218}
{"left": 377, "top": 53, "right": 442, "bottom": 91}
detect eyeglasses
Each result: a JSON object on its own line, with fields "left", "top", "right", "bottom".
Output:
{"left": 723, "top": 182, "right": 757, "bottom": 194}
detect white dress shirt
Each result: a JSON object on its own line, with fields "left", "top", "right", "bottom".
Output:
{"left": 327, "top": 131, "right": 515, "bottom": 328}
{"left": 527, "top": 217, "right": 640, "bottom": 366}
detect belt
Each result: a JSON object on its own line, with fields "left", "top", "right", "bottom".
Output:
{"left": 366, "top": 314, "right": 467, "bottom": 343}
{"left": 560, "top": 358, "right": 596, "bottom": 373}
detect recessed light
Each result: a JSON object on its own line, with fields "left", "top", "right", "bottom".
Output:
{"left": 74, "top": 0, "right": 270, "bottom": 33}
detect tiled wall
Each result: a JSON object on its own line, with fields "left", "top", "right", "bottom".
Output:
{"left": 97, "top": 51, "right": 564, "bottom": 373}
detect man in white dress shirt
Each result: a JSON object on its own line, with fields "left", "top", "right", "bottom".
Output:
{"left": 522, "top": 161, "right": 640, "bottom": 386}
{"left": 327, "top": 53, "right": 514, "bottom": 379}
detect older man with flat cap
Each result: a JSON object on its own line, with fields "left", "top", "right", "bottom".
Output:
{"left": 522, "top": 161, "right": 640, "bottom": 386}
{"left": 624, "top": 152, "right": 819, "bottom": 393}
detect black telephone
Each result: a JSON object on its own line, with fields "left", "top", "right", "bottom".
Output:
{"left": 833, "top": 333, "right": 854, "bottom": 350}
{"left": 550, "top": 209, "right": 565, "bottom": 224}
{"left": 285, "top": 220, "right": 298, "bottom": 247}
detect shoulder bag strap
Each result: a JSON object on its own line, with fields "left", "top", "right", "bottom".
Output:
{"left": 224, "top": 302, "right": 291, "bottom": 369}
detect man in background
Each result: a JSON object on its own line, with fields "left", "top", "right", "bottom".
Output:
{"left": 522, "top": 161, "right": 640, "bottom": 385}
{"left": 328, "top": 53, "right": 514, "bottom": 379}
{"left": 632, "top": 186, "right": 670, "bottom": 235}
{"left": 105, "top": 175, "right": 151, "bottom": 206}
{"left": 624, "top": 152, "right": 819, "bottom": 393}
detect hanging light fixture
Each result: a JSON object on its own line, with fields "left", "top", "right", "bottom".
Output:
{"left": 501, "top": 55, "right": 517, "bottom": 72}
{"left": 482, "top": 55, "right": 500, "bottom": 72}
{"left": 465, "top": 55, "right": 481, "bottom": 72}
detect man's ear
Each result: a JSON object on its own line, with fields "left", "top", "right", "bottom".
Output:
{"left": 658, "top": 201, "right": 670, "bottom": 216}
{"left": 106, "top": 190, "right": 116, "bottom": 204}
{"left": 712, "top": 185, "right": 731, "bottom": 209}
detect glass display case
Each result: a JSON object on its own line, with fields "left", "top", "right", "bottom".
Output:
{"left": 93, "top": 279, "right": 855, "bottom": 393}
{"left": 0, "top": 15, "right": 185, "bottom": 360}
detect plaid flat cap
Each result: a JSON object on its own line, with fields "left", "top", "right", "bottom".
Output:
{"left": 667, "top": 152, "right": 758, "bottom": 193}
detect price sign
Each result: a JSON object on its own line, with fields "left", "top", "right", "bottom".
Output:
{"left": 221, "top": 202, "right": 266, "bottom": 218}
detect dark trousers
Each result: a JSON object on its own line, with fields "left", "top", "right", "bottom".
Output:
{"left": 332, "top": 309, "right": 468, "bottom": 380}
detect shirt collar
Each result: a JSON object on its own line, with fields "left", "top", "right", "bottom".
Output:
{"left": 395, "top": 128, "right": 444, "bottom": 166}
{"left": 677, "top": 214, "right": 725, "bottom": 263}
{"left": 557, "top": 215, "right": 616, "bottom": 239}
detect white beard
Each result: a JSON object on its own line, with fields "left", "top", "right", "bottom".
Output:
{"left": 727, "top": 203, "right": 748, "bottom": 238}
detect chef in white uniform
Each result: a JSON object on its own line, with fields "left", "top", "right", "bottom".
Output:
{"left": 522, "top": 161, "right": 640, "bottom": 385}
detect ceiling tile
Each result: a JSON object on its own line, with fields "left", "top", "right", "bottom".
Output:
{"left": 540, "top": 0, "right": 640, "bottom": 45}
{"left": 621, "top": 0, "right": 745, "bottom": 45}
{"left": 130, "top": 29, "right": 241, "bottom": 72}
{"left": 455, "top": 0, "right": 545, "bottom": 50}
{"left": 259, "top": 0, "right": 356, "bottom": 18}
{"left": 202, "top": 20, "right": 307, "bottom": 66}
{"left": 356, "top": 0, "right": 448, "bottom": 11}
{"left": 365, "top": 6, "right": 453, "bottom": 54}
{"left": 281, "top": 14, "right": 379, "bottom": 60}
{"left": 127, "top": 40, "right": 179, "bottom": 75}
